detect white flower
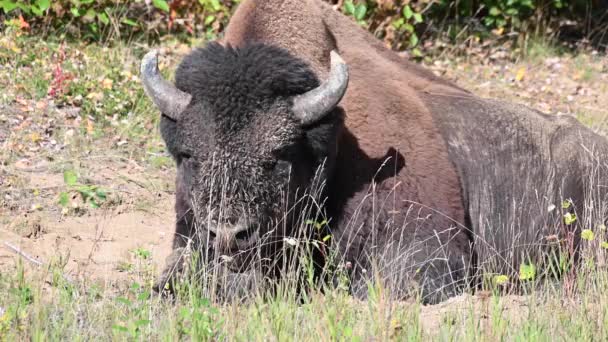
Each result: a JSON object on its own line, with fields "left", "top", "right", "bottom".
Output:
{"left": 220, "top": 255, "right": 233, "bottom": 262}
{"left": 284, "top": 237, "right": 298, "bottom": 246}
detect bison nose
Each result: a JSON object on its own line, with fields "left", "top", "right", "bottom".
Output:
{"left": 208, "top": 220, "right": 259, "bottom": 249}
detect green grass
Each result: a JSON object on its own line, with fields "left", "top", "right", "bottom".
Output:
{"left": 2, "top": 257, "right": 608, "bottom": 340}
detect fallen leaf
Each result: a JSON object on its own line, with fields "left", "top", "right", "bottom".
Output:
{"left": 14, "top": 159, "right": 31, "bottom": 170}
{"left": 86, "top": 119, "right": 94, "bottom": 134}
{"left": 515, "top": 67, "right": 526, "bottom": 82}
{"left": 87, "top": 92, "right": 103, "bottom": 101}
{"left": 492, "top": 27, "right": 504, "bottom": 36}
{"left": 35, "top": 101, "right": 47, "bottom": 110}
{"left": 30, "top": 132, "right": 41, "bottom": 143}
{"left": 102, "top": 78, "right": 113, "bottom": 90}
{"left": 18, "top": 15, "right": 30, "bottom": 30}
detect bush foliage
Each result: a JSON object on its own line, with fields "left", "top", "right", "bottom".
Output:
{"left": 0, "top": 0, "right": 606, "bottom": 49}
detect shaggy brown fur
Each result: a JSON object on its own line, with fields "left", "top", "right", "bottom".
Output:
{"left": 155, "top": 0, "right": 608, "bottom": 304}
{"left": 219, "top": 0, "right": 608, "bottom": 302}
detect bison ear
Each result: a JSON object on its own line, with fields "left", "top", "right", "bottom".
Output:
{"left": 140, "top": 50, "right": 192, "bottom": 121}
{"left": 292, "top": 51, "right": 349, "bottom": 126}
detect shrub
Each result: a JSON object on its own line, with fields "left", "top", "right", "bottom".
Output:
{"left": 0, "top": 0, "right": 606, "bottom": 50}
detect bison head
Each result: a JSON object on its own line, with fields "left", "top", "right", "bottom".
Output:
{"left": 141, "top": 43, "right": 348, "bottom": 271}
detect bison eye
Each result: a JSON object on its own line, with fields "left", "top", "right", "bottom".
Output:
{"left": 178, "top": 151, "right": 192, "bottom": 160}
{"left": 262, "top": 159, "right": 278, "bottom": 171}
{"left": 274, "top": 160, "right": 291, "bottom": 174}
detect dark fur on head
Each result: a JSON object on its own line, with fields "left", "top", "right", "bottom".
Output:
{"left": 161, "top": 42, "right": 342, "bottom": 165}
{"left": 177, "top": 42, "right": 319, "bottom": 127}
{"left": 158, "top": 42, "right": 344, "bottom": 284}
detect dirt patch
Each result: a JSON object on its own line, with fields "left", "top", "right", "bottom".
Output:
{"left": 1, "top": 125, "right": 176, "bottom": 287}
{"left": 1, "top": 205, "right": 174, "bottom": 280}
{"left": 419, "top": 294, "right": 530, "bottom": 333}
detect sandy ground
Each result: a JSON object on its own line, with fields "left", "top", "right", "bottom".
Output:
{"left": 0, "top": 150, "right": 175, "bottom": 287}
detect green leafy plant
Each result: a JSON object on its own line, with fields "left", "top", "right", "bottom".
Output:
{"left": 519, "top": 263, "right": 536, "bottom": 281}
{"left": 58, "top": 170, "right": 107, "bottom": 209}
{"left": 133, "top": 248, "right": 151, "bottom": 260}
{"left": 177, "top": 297, "right": 223, "bottom": 339}
{"left": 343, "top": 1, "right": 368, "bottom": 26}
{"left": 391, "top": 3, "right": 424, "bottom": 55}
{"left": 112, "top": 282, "right": 152, "bottom": 339}
{"left": 483, "top": 0, "right": 535, "bottom": 29}
{"left": 564, "top": 212, "right": 577, "bottom": 225}
{"left": 0, "top": 0, "right": 50, "bottom": 16}
{"left": 581, "top": 229, "right": 595, "bottom": 241}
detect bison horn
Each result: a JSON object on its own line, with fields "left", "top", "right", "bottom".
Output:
{"left": 293, "top": 51, "right": 349, "bottom": 126}
{"left": 140, "top": 50, "right": 192, "bottom": 121}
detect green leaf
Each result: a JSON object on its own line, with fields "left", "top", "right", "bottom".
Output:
{"left": 204, "top": 15, "right": 216, "bottom": 26}
{"left": 63, "top": 170, "right": 78, "bottom": 186}
{"left": 210, "top": 0, "right": 221, "bottom": 11}
{"left": 581, "top": 229, "right": 595, "bottom": 241}
{"left": 564, "top": 212, "right": 577, "bottom": 225}
{"left": 354, "top": 4, "right": 367, "bottom": 21}
{"left": 152, "top": 0, "right": 170, "bottom": 13}
{"left": 560, "top": 254, "right": 570, "bottom": 272}
{"left": 322, "top": 235, "right": 332, "bottom": 242}
{"left": 137, "top": 291, "right": 150, "bottom": 301}
{"left": 392, "top": 18, "right": 404, "bottom": 29}
{"left": 89, "top": 199, "right": 99, "bottom": 209}
{"left": 413, "top": 13, "right": 423, "bottom": 24}
{"left": 344, "top": 1, "right": 355, "bottom": 15}
{"left": 489, "top": 6, "right": 501, "bottom": 17}
{"left": 115, "top": 297, "right": 131, "bottom": 306}
{"left": 493, "top": 274, "right": 509, "bottom": 285}
{"left": 562, "top": 199, "right": 572, "bottom": 209}
{"left": 121, "top": 18, "right": 138, "bottom": 27}
{"left": 523, "top": 0, "right": 535, "bottom": 8}
{"left": 95, "top": 188, "right": 107, "bottom": 200}
{"left": 519, "top": 263, "right": 536, "bottom": 281}
{"left": 36, "top": 0, "right": 50, "bottom": 11}
{"left": 134, "top": 319, "right": 151, "bottom": 327}
{"left": 409, "top": 33, "right": 419, "bottom": 47}
{"left": 403, "top": 23, "right": 414, "bottom": 33}
{"left": 554, "top": 0, "right": 563, "bottom": 9}
{"left": 601, "top": 241, "right": 608, "bottom": 249}
{"left": 70, "top": 6, "right": 81, "bottom": 17}
{"left": 31, "top": 5, "right": 43, "bottom": 16}
{"left": 97, "top": 12, "right": 109, "bottom": 25}
{"left": 84, "top": 8, "right": 96, "bottom": 21}
{"left": 112, "top": 325, "right": 128, "bottom": 333}
{"left": 402, "top": 5, "right": 413, "bottom": 19}
{"left": 59, "top": 192, "right": 69, "bottom": 207}
{"left": 77, "top": 186, "right": 94, "bottom": 199}
{"left": 0, "top": 1, "right": 19, "bottom": 13}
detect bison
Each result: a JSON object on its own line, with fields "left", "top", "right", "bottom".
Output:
{"left": 141, "top": 0, "right": 608, "bottom": 304}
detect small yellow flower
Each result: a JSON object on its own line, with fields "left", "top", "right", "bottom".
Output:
{"left": 581, "top": 229, "right": 595, "bottom": 241}
{"left": 493, "top": 274, "right": 509, "bottom": 285}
